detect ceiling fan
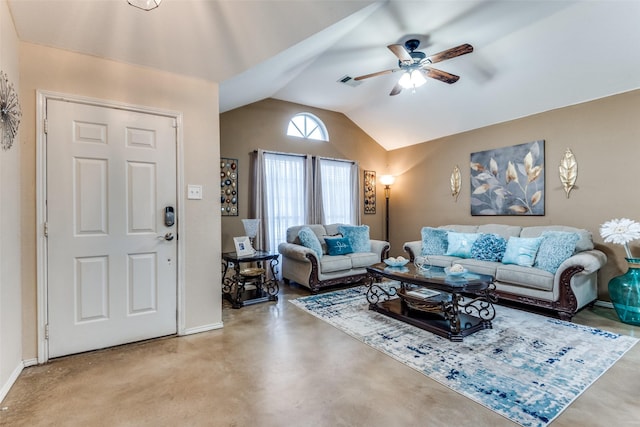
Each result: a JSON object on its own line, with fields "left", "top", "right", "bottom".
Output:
{"left": 354, "top": 39, "right": 473, "bottom": 96}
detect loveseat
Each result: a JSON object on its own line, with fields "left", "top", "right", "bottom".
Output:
{"left": 278, "top": 224, "right": 390, "bottom": 293}
{"left": 403, "top": 224, "right": 607, "bottom": 320}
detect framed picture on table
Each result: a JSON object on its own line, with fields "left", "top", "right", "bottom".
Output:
{"left": 233, "top": 236, "right": 255, "bottom": 257}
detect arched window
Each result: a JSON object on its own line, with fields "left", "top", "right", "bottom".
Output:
{"left": 286, "top": 113, "right": 328, "bottom": 141}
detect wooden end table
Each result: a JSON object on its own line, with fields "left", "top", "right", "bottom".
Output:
{"left": 222, "top": 250, "right": 280, "bottom": 308}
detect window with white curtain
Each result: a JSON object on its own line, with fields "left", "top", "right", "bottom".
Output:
{"left": 263, "top": 153, "right": 308, "bottom": 253}
{"left": 318, "top": 158, "right": 355, "bottom": 225}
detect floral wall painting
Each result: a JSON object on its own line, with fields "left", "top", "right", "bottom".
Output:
{"left": 364, "top": 170, "right": 376, "bottom": 214}
{"left": 470, "top": 140, "right": 545, "bottom": 216}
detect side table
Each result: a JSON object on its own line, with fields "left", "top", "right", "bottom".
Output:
{"left": 222, "top": 250, "right": 280, "bottom": 308}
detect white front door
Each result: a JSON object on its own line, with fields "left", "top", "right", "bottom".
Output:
{"left": 46, "top": 99, "right": 177, "bottom": 358}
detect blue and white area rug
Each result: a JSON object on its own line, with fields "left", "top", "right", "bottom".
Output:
{"left": 290, "top": 285, "right": 638, "bottom": 427}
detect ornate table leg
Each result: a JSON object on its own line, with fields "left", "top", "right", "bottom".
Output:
{"left": 262, "top": 257, "right": 280, "bottom": 301}
{"left": 365, "top": 273, "right": 398, "bottom": 307}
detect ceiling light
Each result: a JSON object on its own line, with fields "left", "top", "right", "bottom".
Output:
{"left": 128, "top": 0, "right": 162, "bottom": 11}
{"left": 399, "top": 70, "right": 426, "bottom": 91}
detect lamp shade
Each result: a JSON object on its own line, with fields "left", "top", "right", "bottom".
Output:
{"left": 241, "top": 219, "right": 261, "bottom": 239}
{"left": 380, "top": 175, "right": 395, "bottom": 186}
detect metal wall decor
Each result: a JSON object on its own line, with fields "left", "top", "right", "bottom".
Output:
{"left": 220, "top": 157, "right": 238, "bottom": 216}
{"left": 0, "top": 70, "right": 22, "bottom": 151}
{"left": 364, "top": 170, "right": 376, "bottom": 214}
{"left": 558, "top": 148, "right": 577, "bottom": 198}
{"left": 470, "top": 140, "right": 545, "bottom": 216}
{"left": 450, "top": 165, "right": 461, "bottom": 202}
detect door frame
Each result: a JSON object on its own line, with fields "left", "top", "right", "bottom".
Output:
{"left": 36, "top": 90, "right": 186, "bottom": 363}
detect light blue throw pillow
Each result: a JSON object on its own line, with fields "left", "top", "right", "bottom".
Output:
{"left": 470, "top": 233, "right": 507, "bottom": 262}
{"left": 502, "top": 237, "right": 543, "bottom": 267}
{"left": 298, "top": 227, "right": 323, "bottom": 258}
{"left": 338, "top": 225, "right": 371, "bottom": 253}
{"left": 534, "top": 231, "right": 580, "bottom": 273}
{"left": 445, "top": 232, "right": 480, "bottom": 258}
{"left": 324, "top": 236, "right": 353, "bottom": 255}
{"left": 421, "top": 227, "right": 449, "bottom": 256}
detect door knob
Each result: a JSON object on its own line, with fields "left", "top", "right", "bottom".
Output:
{"left": 163, "top": 232, "right": 174, "bottom": 241}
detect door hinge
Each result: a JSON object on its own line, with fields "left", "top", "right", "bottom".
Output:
{"left": 45, "top": 324, "right": 49, "bottom": 340}
{"left": 44, "top": 118, "right": 48, "bottom": 134}
{"left": 44, "top": 222, "right": 48, "bottom": 237}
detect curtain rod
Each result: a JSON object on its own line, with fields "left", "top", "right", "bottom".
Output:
{"left": 251, "top": 150, "right": 355, "bottom": 164}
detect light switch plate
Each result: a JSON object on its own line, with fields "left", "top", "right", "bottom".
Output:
{"left": 187, "top": 184, "right": 203, "bottom": 200}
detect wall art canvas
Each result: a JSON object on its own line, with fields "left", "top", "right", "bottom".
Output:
{"left": 221, "top": 157, "right": 238, "bottom": 216}
{"left": 364, "top": 170, "right": 376, "bottom": 214}
{"left": 470, "top": 140, "right": 545, "bottom": 216}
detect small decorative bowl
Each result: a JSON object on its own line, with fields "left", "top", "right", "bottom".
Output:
{"left": 444, "top": 266, "right": 468, "bottom": 276}
{"left": 384, "top": 258, "right": 409, "bottom": 267}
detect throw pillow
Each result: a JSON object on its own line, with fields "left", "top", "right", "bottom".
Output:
{"left": 502, "top": 236, "right": 543, "bottom": 267}
{"left": 445, "top": 232, "right": 480, "bottom": 258}
{"left": 298, "top": 227, "right": 323, "bottom": 258}
{"left": 338, "top": 225, "right": 371, "bottom": 253}
{"left": 420, "top": 227, "right": 449, "bottom": 256}
{"left": 324, "top": 236, "right": 353, "bottom": 255}
{"left": 534, "top": 231, "right": 580, "bottom": 273}
{"left": 470, "top": 233, "right": 507, "bottom": 262}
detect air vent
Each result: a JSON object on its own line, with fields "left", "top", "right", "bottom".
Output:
{"left": 337, "top": 75, "right": 362, "bottom": 87}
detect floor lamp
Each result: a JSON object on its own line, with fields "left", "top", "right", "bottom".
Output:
{"left": 379, "top": 175, "right": 395, "bottom": 242}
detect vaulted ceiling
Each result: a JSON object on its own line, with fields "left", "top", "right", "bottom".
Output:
{"left": 9, "top": 0, "right": 640, "bottom": 150}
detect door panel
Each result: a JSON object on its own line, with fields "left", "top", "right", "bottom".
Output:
{"left": 47, "top": 99, "right": 177, "bottom": 358}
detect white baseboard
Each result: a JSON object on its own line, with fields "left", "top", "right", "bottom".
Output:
{"left": 0, "top": 361, "right": 24, "bottom": 404}
{"left": 594, "top": 300, "right": 614, "bottom": 309}
{"left": 182, "top": 322, "right": 224, "bottom": 335}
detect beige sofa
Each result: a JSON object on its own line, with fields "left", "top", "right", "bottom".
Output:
{"left": 278, "top": 224, "right": 390, "bottom": 293}
{"left": 403, "top": 224, "right": 607, "bottom": 320}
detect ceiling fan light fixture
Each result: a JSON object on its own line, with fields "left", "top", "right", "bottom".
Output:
{"left": 399, "top": 69, "right": 426, "bottom": 90}
{"left": 128, "top": 0, "right": 162, "bottom": 11}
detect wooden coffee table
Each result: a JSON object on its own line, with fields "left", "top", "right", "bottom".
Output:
{"left": 365, "top": 263, "right": 497, "bottom": 341}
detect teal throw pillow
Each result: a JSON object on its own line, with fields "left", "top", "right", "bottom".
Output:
{"left": 338, "top": 225, "right": 371, "bottom": 253}
{"left": 470, "top": 233, "right": 507, "bottom": 262}
{"left": 421, "top": 227, "right": 449, "bottom": 256}
{"left": 445, "top": 232, "right": 480, "bottom": 258}
{"left": 298, "top": 227, "right": 323, "bottom": 258}
{"left": 324, "top": 236, "right": 353, "bottom": 255}
{"left": 534, "top": 231, "right": 580, "bottom": 273}
{"left": 502, "top": 237, "right": 543, "bottom": 267}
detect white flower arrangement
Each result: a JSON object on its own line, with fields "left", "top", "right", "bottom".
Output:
{"left": 599, "top": 218, "right": 640, "bottom": 258}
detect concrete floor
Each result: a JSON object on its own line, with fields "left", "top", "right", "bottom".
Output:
{"left": 2, "top": 283, "right": 640, "bottom": 427}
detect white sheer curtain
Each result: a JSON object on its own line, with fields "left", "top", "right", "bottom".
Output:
{"left": 315, "top": 157, "right": 360, "bottom": 225}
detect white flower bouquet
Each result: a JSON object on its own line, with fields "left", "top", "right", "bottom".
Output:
{"left": 599, "top": 218, "right": 640, "bottom": 258}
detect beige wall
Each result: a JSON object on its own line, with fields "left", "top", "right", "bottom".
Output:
{"left": 0, "top": 0, "right": 22, "bottom": 399}
{"left": 19, "top": 42, "right": 222, "bottom": 360}
{"left": 388, "top": 89, "right": 640, "bottom": 300}
{"left": 220, "top": 98, "right": 389, "bottom": 252}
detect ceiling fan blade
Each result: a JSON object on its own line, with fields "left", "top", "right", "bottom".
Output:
{"left": 427, "top": 43, "right": 473, "bottom": 64}
{"left": 354, "top": 68, "right": 399, "bottom": 81}
{"left": 389, "top": 82, "right": 403, "bottom": 96}
{"left": 423, "top": 67, "right": 460, "bottom": 84}
{"left": 387, "top": 44, "right": 413, "bottom": 64}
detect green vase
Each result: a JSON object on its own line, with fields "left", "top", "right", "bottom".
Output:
{"left": 608, "top": 257, "right": 640, "bottom": 326}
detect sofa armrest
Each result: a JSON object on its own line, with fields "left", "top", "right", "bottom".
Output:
{"left": 403, "top": 241, "right": 422, "bottom": 262}
{"left": 557, "top": 249, "right": 607, "bottom": 275}
{"left": 370, "top": 239, "right": 391, "bottom": 261}
{"left": 278, "top": 242, "right": 320, "bottom": 263}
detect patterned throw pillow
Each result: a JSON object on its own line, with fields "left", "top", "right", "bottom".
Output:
{"left": 421, "top": 227, "right": 449, "bottom": 256}
{"left": 324, "top": 236, "right": 353, "bottom": 255}
{"left": 298, "top": 227, "right": 323, "bottom": 258}
{"left": 534, "top": 231, "right": 580, "bottom": 273}
{"left": 338, "top": 225, "right": 371, "bottom": 253}
{"left": 502, "top": 237, "right": 543, "bottom": 267}
{"left": 445, "top": 232, "right": 480, "bottom": 258}
{"left": 470, "top": 233, "right": 507, "bottom": 262}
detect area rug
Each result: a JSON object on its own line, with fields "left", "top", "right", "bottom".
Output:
{"left": 290, "top": 284, "right": 638, "bottom": 427}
